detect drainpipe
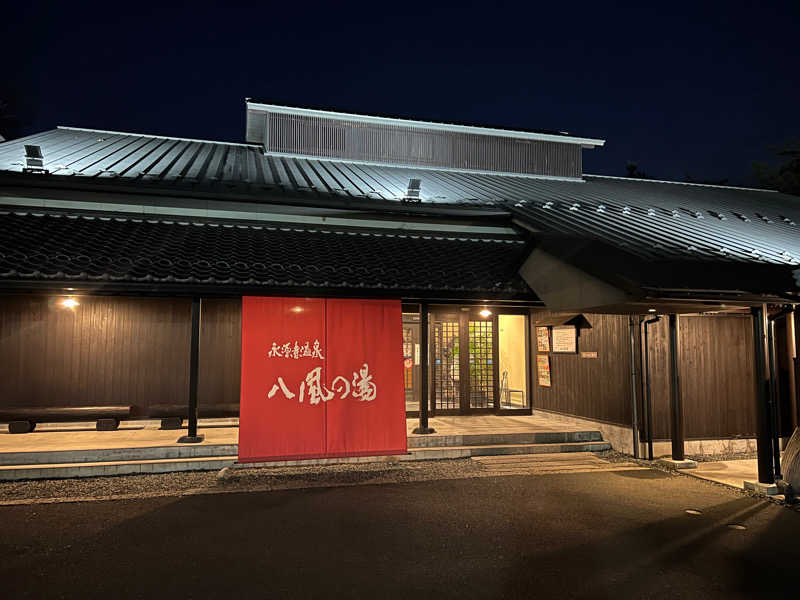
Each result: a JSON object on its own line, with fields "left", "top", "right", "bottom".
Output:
{"left": 642, "top": 315, "right": 661, "bottom": 461}
{"left": 628, "top": 316, "right": 641, "bottom": 458}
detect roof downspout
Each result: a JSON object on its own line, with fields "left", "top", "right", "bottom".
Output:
{"left": 628, "top": 315, "right": 641, "bottom": 459}
{"left": 642, "top": 315, "right": 661, "bottom": 461}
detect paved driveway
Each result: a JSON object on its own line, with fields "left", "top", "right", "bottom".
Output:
{"left": 2, "top": 469, "right": 798, "bottom": 599}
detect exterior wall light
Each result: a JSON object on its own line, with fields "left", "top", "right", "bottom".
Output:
{"left": 479, "top": 309, "right": 492, "bottom": 318}
{"left": 60, "top": 297, "right": 79, "bottom": 309}
{"left": 290, "top": 306, "right": 304, "bottom": 313}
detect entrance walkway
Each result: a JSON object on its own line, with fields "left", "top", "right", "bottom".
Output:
{"left": 0, "top": 414, "right": 611, "bottom": 480}
{"left": 0, "top": 413, "right": 589, "bottom": 455}
{"left": 407, "top": 414, "right": 588, "bottom": 438}
{"left": 687, "top": 459, "right": 759, "bottom": 490}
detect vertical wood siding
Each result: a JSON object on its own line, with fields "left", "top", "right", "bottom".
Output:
{"left": 531, "top": 311, "right": 760, "bottom": 439}
{"left": 530, "top": 311, "right": 633, "bottom": 426}
{"left": 0, "top": 295, "right": 242, "bottom": 417}
{"left": 198, "top": 298, "right": 242, "bottom": 407}
{"left": 645, "top": 315, "right": 756, "bottom": 439}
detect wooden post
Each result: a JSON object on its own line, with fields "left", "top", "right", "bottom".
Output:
{"left": 751, "top": 306, "right": 774, "bottom": 484}
{"left": 767, "top": 318, "right": 783, "bottom": 479}
{"left": 786, "top": 309, "right": 798, "bottom": 431}
{"left": 413, "top": 302, "right": 435, "bottom": 434}
{"left": 668, "top": 314, "right": 685, "bottom": 461}
{"left": 628, "top": 316, "right": 640, "bottom": 459}
{"left": 178, "top": 297, "right": 204, "bottom": 444}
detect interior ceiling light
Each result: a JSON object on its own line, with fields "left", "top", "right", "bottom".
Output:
{"left": 479, "top": 309, "right": 492, "bottom": 318}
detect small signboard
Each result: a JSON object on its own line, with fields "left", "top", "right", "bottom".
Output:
{"left": 552, "top": 325, "right": 577, "bottom": 353}
{"left": 580, "top": 351, "right": 598, "bottom": 359}
{"left": 536, "top": 355, "right": 551, "bottom": 387}
{"left": 536, "top": 326, "right": 550, "bottom": 352}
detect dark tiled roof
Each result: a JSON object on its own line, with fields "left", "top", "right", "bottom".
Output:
{"left": 509, "top": 175, "right": 800, "bottom": 266}
{"left": 0, "top": 211, "right": 532, "bottom": 297}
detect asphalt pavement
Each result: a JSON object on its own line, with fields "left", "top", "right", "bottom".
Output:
{"left": 2, "top": 469, "right": 798, "bottom": 599}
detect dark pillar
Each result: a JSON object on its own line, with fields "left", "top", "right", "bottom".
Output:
{"left": 786, "top": 309, "right": 798, "bottom": 431}
{"left": 178, "top": 296, "right": 205, "bottom": 444}
{"left": 751, "top": 305, "right": 774, "bottom": 484}
{"left": 628, "top": 316, "right": 640, "bottom": 459}
{"left": 767, "top": 317, "right": 783, "bottom": 479}
{"left": 412, "top": 302, "right": 435, "bottom": 435}
{"left": 668, "top": 314, "right": 685, "bottom": 461}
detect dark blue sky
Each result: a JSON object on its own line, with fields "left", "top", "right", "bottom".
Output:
{"left": 4, "top": 1, "right": 799, "bottom": 184}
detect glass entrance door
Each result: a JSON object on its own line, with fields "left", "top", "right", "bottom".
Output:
{"left": 432, "top": 313, "right": 461, "bottom": 411}
{"left": 430, "top": 309, "right": 503, "bottom": 414}
{"left": 468, "top": 317, "right": 496, "bottom": 410}
{"left": 429, "top": 308, "right": 529, "bottom": 414}
{"left": 402, "top": 314, "right": 421, "bottom": 413}
{"left": 497, "top": 314, "right": 529, "bottom": 409}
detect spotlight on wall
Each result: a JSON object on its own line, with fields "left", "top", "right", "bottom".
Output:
{"left": 60, "top": 297, "right": 79, "bottom": 309}
{"left": 479, "top": 309, "right": 492, "bottom": 318}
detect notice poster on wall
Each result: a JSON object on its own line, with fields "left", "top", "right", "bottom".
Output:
{"left": 239, "top": 297, "right": 407, "bottom": 463}
{"left": 536, "top": 326, "right": 550, "bottom": 352}
{"left": 536, "top": 355, "right": 551, "bottom": 387}
{"left": 552, "top": 325, "right": 577, "bottom": 353}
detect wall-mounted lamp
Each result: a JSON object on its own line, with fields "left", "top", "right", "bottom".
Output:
{"left": 290, "top": 306, "right": 304, "bottom": 313}
{"left": 479, "top": 309, "right": 492, "bottom": 318}
{"left": 647, "top": 308, "right": 657, "bottom": 313}
{"left": 60, "top": 297, "right": 79, "bottom": 309}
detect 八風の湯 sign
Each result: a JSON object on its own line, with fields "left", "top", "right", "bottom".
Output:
{"left": 238, "top": 297, "right": 407, "bottom": 463}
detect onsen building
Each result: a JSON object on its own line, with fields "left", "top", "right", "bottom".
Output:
{"left": 0, "top": 101, "right": 798, "bottom": 483}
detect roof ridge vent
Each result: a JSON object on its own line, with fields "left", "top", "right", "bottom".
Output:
{"left": 403, "top": 178, "right": 422, "bottom": 203}
{"left": 23, "top": 145, "right": 49, "bottom": 175}
{"left": 247, "top": 104, "right": 602, "bottom": 179}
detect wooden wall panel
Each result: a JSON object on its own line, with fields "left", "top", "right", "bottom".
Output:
{"left": 0, "top": 295, "right": 243, "bottom": 418}
{"left": 198, "top": 298, "right": 242, "bottom": 407}
{"left": 530, "top": 311, "right": 633, "bottom": 426}
{"left": 645, "top": 314, "right": 756, "bottom": 440}
{"left": 0, "top": 295, "right": 191, "bottom": 417}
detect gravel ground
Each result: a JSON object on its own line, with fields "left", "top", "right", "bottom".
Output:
{"left": 0, "top": 458, "right": 490, "bottom": 504}
{"left": 0, "top": 452, "right": 653, "bottom": 505}
{"left": 6, "top": 451, "right": 787, "bottom": 508}
{"left": 686, "top": 451, "right": 759, "bottom": 462}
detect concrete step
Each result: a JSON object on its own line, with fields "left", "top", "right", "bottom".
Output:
{"left": 0, "top": 455, "right": 237, "bottom": 481}
{"left": 407, "top": 440, "right": 611, "bottom": 461}
{"left": 0, "top": 444, "right": 238, "bottom": 466}
{"left": 407, "top": 430, "right": 603, "bottom": 448}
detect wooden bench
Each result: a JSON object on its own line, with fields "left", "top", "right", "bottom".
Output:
{"left": 149, "top": 403, "right": 239, "bottom": 430}
{"left": 0, "top": 406, "right": 132, "bottom": 434}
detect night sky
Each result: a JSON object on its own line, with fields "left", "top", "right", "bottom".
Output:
{"left": 3, "top": 1, "right": 799, "bottom": 185}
